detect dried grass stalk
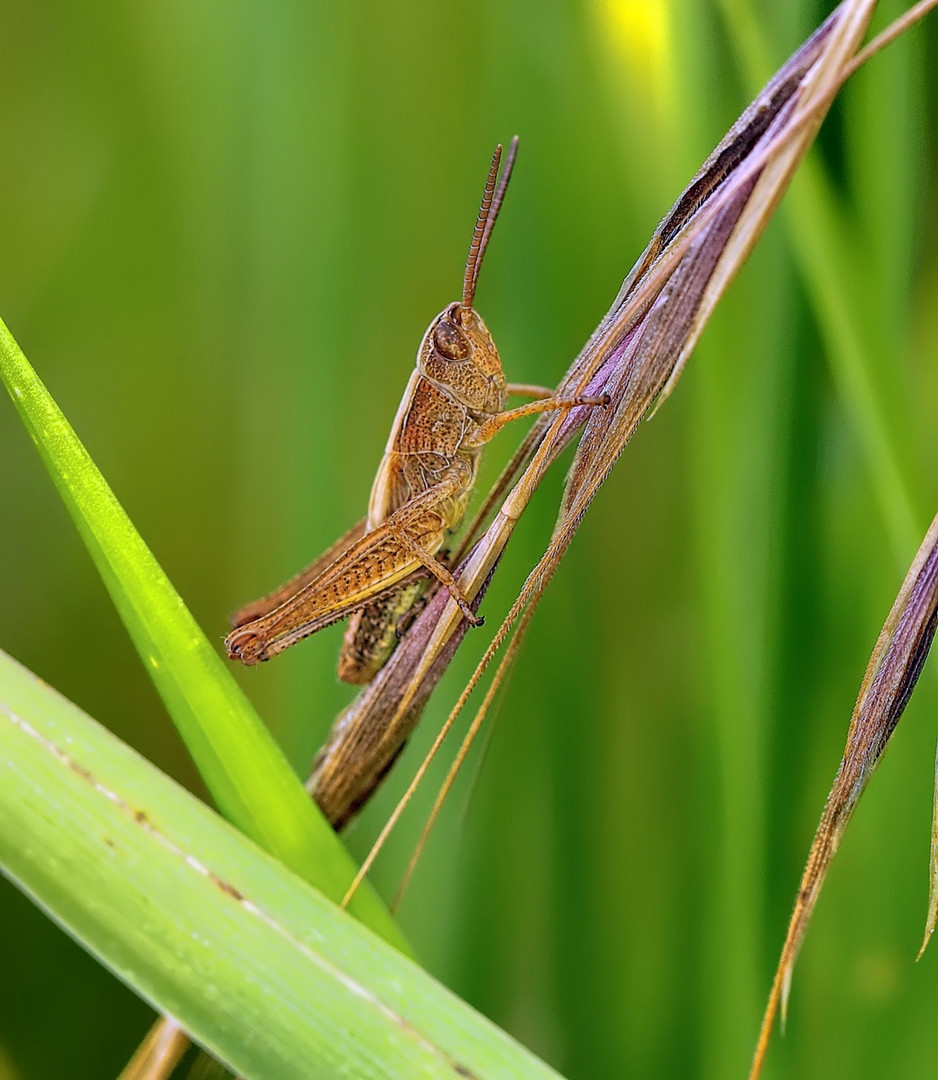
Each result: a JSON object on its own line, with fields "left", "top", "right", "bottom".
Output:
{"left": 749, "top": 512, "right": 938, "bottom": 1079}
{"left": 134, "top": 2, "right": 938, "bottom": 1076}
{"left": 322, "top": 0, "right": 880, "bottom": 879}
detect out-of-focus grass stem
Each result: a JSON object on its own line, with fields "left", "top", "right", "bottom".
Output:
{"left": 722, "top": 0, "right": 928, "bottom": 559}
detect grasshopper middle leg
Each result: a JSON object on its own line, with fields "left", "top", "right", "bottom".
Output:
{"left": 386, "top": 523, "right": 483, "bottom": 627}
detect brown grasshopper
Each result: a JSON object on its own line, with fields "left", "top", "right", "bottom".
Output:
{"left": 226, "top": 138, "right": 607, "bottom": 674}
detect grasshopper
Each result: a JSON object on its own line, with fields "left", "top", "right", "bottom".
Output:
{"left": 226, "top": 138, "right": 606, "bottom": 673}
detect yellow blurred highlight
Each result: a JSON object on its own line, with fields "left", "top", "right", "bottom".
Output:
{"left": 593, "top": 0, "right": 676, "bottom": 128}
{"left": 0, "top": 1042, "right": 21, "bottom": 1080}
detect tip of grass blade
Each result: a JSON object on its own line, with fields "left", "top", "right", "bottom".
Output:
{"left": 780, "top": 963, "right": 792, "bottom": 1033}
{"left": 917, "top": 737, "right": 938, "bottom": 961}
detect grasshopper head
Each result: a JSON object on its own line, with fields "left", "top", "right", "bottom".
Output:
{"left": 418, "top": 301, "right": 505, "bottom": 413}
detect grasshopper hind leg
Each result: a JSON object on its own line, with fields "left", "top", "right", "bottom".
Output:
{"left": 338, "top": 582, "right": 423, "bottom": 685}
{"left": 387, "top": 523, "right": 484, "bottom": 628}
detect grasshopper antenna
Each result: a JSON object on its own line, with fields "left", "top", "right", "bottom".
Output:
{"left": 461, "top": 136, "right": 520, "bottom": 314}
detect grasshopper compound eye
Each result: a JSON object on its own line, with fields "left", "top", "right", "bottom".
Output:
{"left": 433, "top": 314, "right": 471, "bottom": 360}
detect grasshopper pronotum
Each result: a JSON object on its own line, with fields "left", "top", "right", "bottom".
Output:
{"left": 226, "top": 139, "right": 606, "bottom": 674}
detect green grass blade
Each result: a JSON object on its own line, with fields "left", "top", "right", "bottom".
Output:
{"left": 720, "top": 1, "right": 928, "bottom": 559}
{"left": 0, "top": 647, "right": 559, "bottom": 1080}
{"left": 0, "top": 314, "right": 406, "bottom": 952}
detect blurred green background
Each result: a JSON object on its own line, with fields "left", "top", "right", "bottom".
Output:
{"left": 1, "top": 1, "right": 937, "bottom": 1077}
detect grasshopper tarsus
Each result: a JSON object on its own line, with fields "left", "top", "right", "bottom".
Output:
{"left": 461, "top": 606, "right": 484, "bottom": 628}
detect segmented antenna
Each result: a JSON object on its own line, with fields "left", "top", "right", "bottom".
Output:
{"left": 461, "top": 136, "right": 520, "bottom": 313}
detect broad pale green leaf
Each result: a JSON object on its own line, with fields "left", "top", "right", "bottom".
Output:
{"left": 0, "top": 648, "right": 561, "bottom": 1079}
{"left": 0, "top": 315, "right": 406, "bottom": 952}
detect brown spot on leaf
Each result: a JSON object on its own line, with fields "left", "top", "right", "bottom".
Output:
{"left": 210, "top": 873, "right": 244, "bottom": 902}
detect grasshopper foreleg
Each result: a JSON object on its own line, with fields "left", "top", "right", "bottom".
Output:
{"left": 466, "top": 391, "right": 610, "bottom": 447}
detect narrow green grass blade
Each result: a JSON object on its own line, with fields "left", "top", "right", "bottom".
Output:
{"left": 720, "top": 1, "right": 927, "bottom": 559}
{"left": 0, "top": 315, "right": 406, "bottom": 952}
{"left": 783, "top": 157, "right": 923, "bottom": 555}
{"left": 0, "top": 648, "right": 560, "bottom": 1080}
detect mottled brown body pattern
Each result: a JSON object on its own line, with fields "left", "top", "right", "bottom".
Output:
{"left": 338, "top": 318, "right": 501, "bottom": 682}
